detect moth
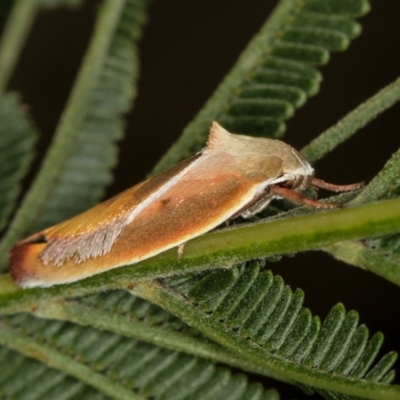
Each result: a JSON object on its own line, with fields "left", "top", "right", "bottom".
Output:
{"left": 10, "top": 122, "right": 363, "bottom": 288}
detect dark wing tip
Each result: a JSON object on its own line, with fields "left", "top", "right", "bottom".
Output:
{"left": 10, "top": 234, "right": 48, "bottom": 287}
{"left": 10, "top": 242, "right": 32, "bottom": 286}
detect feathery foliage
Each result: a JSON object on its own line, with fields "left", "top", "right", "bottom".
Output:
{"left": 1, "top": 0, "right": 400, "bottom": 399}
{"left": 0, "top": 0, "right": 149, "bottom": 268}
{"left": 0, "top": 94, "right": 37, "bottom": 232}
{"left": 130, "top": 264, "right": 398, "bottom": 399}
{"left": 0, "top": 313, "right": 280, "bottom": 400}
{"left": 152, "top": 0, "right": 370, "bottom": 174}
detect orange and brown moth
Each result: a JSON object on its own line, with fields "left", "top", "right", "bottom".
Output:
{"left": 10, "top": 122, "right": 363, "bottom": 288}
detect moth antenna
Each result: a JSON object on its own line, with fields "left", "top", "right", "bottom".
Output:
{"left": 311, "top": 178, "right": 364, "bottom": 192}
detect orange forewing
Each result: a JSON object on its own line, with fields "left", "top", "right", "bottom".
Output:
{"left": 10, "top": 133, "right": 276, "bottom": 287}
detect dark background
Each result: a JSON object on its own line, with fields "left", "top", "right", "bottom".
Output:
{"left": 8, "top": 0, "right": 400, "bottom": 397}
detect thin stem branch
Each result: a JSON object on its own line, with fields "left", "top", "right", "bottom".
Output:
{"left": 301, "top": 76, "right": 400, "bottom": 164}
{"left": 1, "top": 197, "right": 400, "bottom": 313}
{"left": 325, "top": 241, "right": 400, "bottom": 287}
{"left": 0, "top": 0, "right": 40, "bottom": 94}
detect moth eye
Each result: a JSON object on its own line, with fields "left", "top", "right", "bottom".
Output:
{"left": 280, "top": 178, "right": 297, "bottom": 188}
{"left": 279, "top": 180, "right": 292, "bottom": 188}
{"left": 280, "top": 175, "right": 305, "bottom": 189}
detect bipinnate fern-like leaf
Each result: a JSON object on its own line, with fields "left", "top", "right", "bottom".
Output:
{"left": 27, "top": 266, "right": 396, "bottom": 398}
{"left": 0, "top": 266, "right": 397, "bottom": 399}
{"left": 0, "top": 94, "right": 37, "bottom": 232}
{"left": 0, "top": 0, "right": 398, "bottom": 398}
{"left": 0, "top": 314, "right": 280, "bottom": 400}
{"left": 130, "top": 263, "right": 397, "bottom": 399}
{"left": 186, "top": 265, "right": 396, "bottom": 383}
{"left": 25, "top": 0, "right": 147, "bottom": 233}
{"left": 152, "top": 0, "right": 370, "bottom": 174}
{"left": 0, "top": 0, "right": 149, "bottom": 268}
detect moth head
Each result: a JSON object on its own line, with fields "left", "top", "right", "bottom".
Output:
{"left": 207, "top": 122, "right": 315, "bottom": 190}
{"left": 280, "top": 147, "right": 315, "bottom": 191}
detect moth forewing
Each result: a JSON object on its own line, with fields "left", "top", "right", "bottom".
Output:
{"left": 10, "top": 122, "right": 362, "bottom": 288}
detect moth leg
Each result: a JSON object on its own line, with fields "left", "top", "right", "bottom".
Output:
{"left": 271, "top": 186, "right": 339, "bottom": 209}
{"left": 177, "top": 243, "right": 185, "bottom": 259}
{"left": 226, "top": 190, "right": 275, "bottom": 220}
{"left": 240, "top": 194, "right": 274, "bottom": 218}
{"left": 311, "top": 178, "right": 364, "bottom": 192}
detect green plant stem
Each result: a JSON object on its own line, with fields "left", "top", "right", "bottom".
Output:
{"left": 301, "top": 76, "right": 400, "bottom": 164}
{"left": 325, "top": 241, "right": 400, "bottom": 286}
{"left": 0, "top": 0, "right": 127, "bottom": 268}
{"left": 0, "top": 274, "right": 17, "bottom": 294}
{"left": 324, "top": 144, "right": 400, "bottom": 285}
{"left": 351, "top": 146, "right": 400, "bottom": 206}
{"left": 0, "top": 0, "right": 40, "bottom": 94}
{"left": 34, "top": 298, "right": 290, "bottom": 383}
{"left": 0, "top": 321, "right": 142, "bottom": 400}
{"left": 1, "top": 197, "right": 400, "bottom": 313}
{"left": 306, "top": 78, "right": 400, "bottom": 283}
{"left": 132, "top": 280, "right": 400, "bottom": 400}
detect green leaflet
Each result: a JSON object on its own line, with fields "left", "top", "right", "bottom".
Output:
{"left": 301, "top": 77, "right": 400, "bottom": 164}
{"left": 0, "top": 0, "right": 149, "bottom": 268}
{"left": 0, "top": 314, "right": 280, "bottom": 400}
{"left": 151, "top": 0, "right": 370, "bottom": 175}
{"left": 0, "top": 94, "right": 37, "bottom": 232}
{"left": 132, "top": 265, "right": 398, "bottom": 400}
